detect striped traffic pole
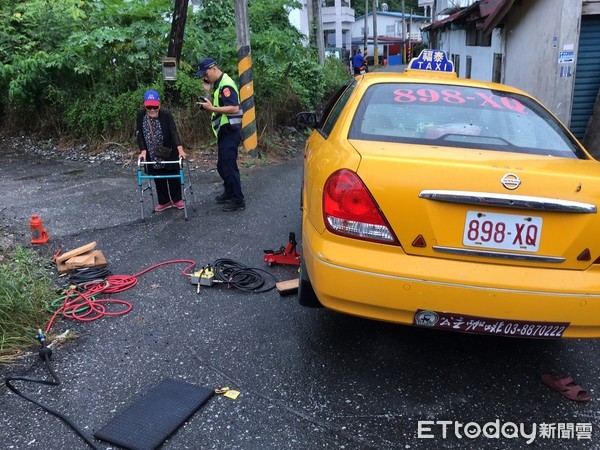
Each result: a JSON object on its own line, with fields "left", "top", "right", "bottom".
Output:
{"left": 237, "top": 45, "right": 257, "bottom": 153}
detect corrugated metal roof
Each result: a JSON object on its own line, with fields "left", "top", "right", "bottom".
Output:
{"left": 421, "top": 2, "right": 480, "bottom": 31}
{"left": 421, "top": 0, "right": 516, "bottom": 34}
{"left": 481, "top": 0, "right": 516, "bottom": 34}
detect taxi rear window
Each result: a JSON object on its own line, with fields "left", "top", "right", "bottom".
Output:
{"left": 348, "top": 83, "right": 585, "bottom": 159}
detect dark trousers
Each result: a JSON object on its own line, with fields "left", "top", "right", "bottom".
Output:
{"left": 148, "top": 165, "right": 182, "bottom": 205}
{"left": 217, "top": 130, "right": 244, "bottom": 205}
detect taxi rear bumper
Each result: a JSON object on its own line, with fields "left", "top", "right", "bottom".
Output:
{"left": 302, "top": 220, "right": 600, "bottom": 338}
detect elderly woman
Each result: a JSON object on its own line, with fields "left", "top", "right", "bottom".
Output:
{"left": 136, "top": 90, "right": 187, "bottom": 212}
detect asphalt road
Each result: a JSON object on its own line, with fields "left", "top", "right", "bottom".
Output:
{"left": 0, "top": 141, "right": 599, "bottom": 450}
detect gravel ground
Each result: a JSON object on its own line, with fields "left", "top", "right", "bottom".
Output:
{"left": 0, "top": 129, "right": 305, "bottom": 254}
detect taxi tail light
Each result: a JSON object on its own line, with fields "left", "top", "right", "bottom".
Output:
{"left": 323, "top": 169, "right": 399, "bottom": 245}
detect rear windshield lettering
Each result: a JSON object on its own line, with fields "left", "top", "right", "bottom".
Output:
{"left": 393, "top": 88, "right": 528, "bottom": 113}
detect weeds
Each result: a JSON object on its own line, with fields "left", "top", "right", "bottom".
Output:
{"left": 0, "top": 247, "right": 58, "bottom": 363}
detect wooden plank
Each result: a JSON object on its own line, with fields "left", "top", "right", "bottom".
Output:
{"left": 56, "top": 241, "right": 97, "bottom": 263}
{"left": 276, "top": 278, "right": 299, "bottom": 297}
{"left": 57, "top": 250, "right": 107, "bottom": 274}
{"left": 65, "top": 253, "right": 96, "bottom": 269}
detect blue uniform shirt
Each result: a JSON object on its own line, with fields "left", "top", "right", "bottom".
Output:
{"left": 352, "top": 53, "right": 364, "bottom": 69}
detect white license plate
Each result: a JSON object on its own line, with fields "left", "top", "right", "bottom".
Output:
{"left": 463, "top": 211, "right": 542, "bottom": 252}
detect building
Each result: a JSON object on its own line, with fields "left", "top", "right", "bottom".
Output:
{"left": 352, "top": 11, "right": 429, "bottom": 64}
{"left": 288, "top": 0, "right": 355, "bottom": 53}
{"left": 352, "top": 11, "right": 429, "bottom": 43}
{"left": 322, "top": 0, "right": 355, "bottom": 49}
{"left": 418, "top": 0, "right": 434, "bottom": 19}
{"left": 288, "top": 1, "right": 427, "bottom": 61}
{"left": 421, "top": 0, "right": 600, "bottom": 143}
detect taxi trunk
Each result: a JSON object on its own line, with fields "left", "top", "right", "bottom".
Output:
{"left": 351, "top": 141, "right": 600, "bottom": 271}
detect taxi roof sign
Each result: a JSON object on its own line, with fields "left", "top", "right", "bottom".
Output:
{"left": 407, "top": 49, "right": 455, "bottom": 73}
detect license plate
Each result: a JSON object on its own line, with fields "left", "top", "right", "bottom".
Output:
{"left": 463, "top": 211, "right": 542, "bottom": 252}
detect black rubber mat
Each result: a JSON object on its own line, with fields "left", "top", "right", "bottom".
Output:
{"left": 94, "top": 379, "right": 213, "bottom": 450}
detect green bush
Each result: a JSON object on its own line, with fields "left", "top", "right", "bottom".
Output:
{"left": 0, "top": 0, "right": 349, "bottom": 149}
{"left": 0, "top": 247, "right": 57, "bottom": 363}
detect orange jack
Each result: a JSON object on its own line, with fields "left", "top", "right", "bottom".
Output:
{"left": 30, "top": 214, "right": 49, "bottom": 244}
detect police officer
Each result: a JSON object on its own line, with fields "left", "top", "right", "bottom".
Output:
{"left": 196, "top": 58, "right": 245, "bottom": 212}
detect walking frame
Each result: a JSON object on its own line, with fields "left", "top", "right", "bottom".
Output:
{"left": 137, "top": 158, "right": 196, "bottom": 221}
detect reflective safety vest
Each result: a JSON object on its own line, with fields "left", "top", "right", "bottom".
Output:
{"left": 210, "top": 73, "right": 243, "bottom": 137}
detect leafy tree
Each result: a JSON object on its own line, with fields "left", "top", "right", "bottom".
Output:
{"left": 0, "top": 0, "right": 349, "bottom": 144}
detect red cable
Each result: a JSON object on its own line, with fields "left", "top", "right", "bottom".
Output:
{"left": 45, "top": 259, "right": 196, "bottom": 333}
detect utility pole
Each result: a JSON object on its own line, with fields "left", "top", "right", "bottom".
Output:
{"left": 234, "top": 0, "right": 257, "bottom": 154}
{"left": 410, "top": 7, "right": 413, "bottom": 58}
{"left": 372, "top": 0, "right": 378, "bottom": 67}
{"left": 401, "top": 0, "right": 406, "bottom": 63}
{"left": 363, "top": 0, "right": 368, "bottom": 56}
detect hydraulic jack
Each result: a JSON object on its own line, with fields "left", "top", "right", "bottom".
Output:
{"left": 264, "top": 232, "right": 302, "bottom": 266}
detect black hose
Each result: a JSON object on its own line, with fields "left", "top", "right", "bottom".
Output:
{"left": 213, "top": 258, "right": 277, "bottom": 293}
{"left": 69, "top": 267, "right": 112, "bottom": 285}
{"left": 4, "top": 342, "right": 101, "bottom": 450}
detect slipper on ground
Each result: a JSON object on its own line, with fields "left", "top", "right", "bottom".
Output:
{"left": 541, "top": 374, "right": 590, "bottom": 402}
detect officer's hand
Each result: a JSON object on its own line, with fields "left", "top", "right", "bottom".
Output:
{"left": 197, "top": 99, "right": 212, "bottom": 112}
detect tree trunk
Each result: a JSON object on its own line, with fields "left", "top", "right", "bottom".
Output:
{"left": 308, "top": 0, "right": 325, "bottom": 65}
{"left": 314, "top": 0, "right": 325, "bottom": 65}
{"left": 167, "top": 0, "right": 188, "bottom": 62}
{"left": 165, "top": 0, "right": 188, "bottom": 104}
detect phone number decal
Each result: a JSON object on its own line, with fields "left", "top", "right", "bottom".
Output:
{"left": 413, "top": 310, "right": 569, "bottom": 338}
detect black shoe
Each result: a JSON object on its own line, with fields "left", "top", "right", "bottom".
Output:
{"left": 222, "top": 202, "right": 245, "bottom": 212}
{"left": 215, "top": 193, "right": 232, "bottom": 204}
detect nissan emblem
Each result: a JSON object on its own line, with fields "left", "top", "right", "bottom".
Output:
{"left": 501, "top": 173, "right": 521, "bottom": 190}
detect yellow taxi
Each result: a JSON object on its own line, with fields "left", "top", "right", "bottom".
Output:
{"left": 295, "top": 49, "right": 600, "bottom": 339}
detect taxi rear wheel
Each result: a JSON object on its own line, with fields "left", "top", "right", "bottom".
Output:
{"left": 298, "top": 259, "right": 322, "bottom": 308}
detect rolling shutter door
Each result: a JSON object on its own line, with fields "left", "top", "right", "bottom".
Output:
{"left": 571, "top": 15, "right": 600, "bottom": 139}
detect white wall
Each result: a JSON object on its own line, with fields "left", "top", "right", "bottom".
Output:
{"left": 437, "top": 29, "right": 502, "bottom": 80}
{"left": 288, "top": 7, "right": 309, "bottom": 42}
{"left": 502, "top": 0, "right": 582, "bottom": 125}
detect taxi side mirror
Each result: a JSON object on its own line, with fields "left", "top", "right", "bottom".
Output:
{"left": 295, "top": 112, "right": 318, "bottom": 129}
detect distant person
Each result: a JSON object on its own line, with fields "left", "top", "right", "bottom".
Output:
{"left": 352, "top": 49, "right": 364, "bottom": 75}
{"left": 195, "top": 58, "right": 245, "bottom": 212}
{"left": 136, "top": 90, "right": 187, "bottom": 212}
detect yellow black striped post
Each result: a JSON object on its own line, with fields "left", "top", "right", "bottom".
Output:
{"left": 237, "top": 45, "right": 257, "bottom": 153}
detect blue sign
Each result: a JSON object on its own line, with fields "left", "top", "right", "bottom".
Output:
{"left": 408, "top": 49, "right": 455, "bottom": 73}
{"left": 558, "top": 51, "right": 574, "bottom": 64}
